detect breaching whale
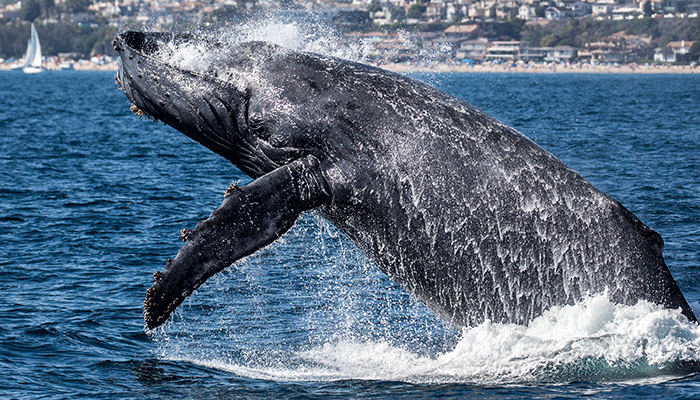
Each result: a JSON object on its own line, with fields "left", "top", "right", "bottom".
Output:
{"left": 113, "top": 31, "right": 696, "bottom": 330}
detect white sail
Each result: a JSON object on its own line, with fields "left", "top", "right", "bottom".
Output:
{"left": 22, "top": 39, "right": 33, "bottom": 67}
{"left": 29, "top": 24, "right": 42, "bottom": 68}
{"left": 23, "top": 23, "right": 43, "bottom": 73}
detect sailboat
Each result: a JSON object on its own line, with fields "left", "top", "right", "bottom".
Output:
{"left": 22, "top": 23, "right": 43, "bottom": 74}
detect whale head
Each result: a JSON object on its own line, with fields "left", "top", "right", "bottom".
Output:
{"left": 114, "top": 31, "right": 333, "bottom": 179}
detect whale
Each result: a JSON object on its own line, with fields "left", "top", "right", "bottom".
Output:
{"left": 113, "top": 31, "right": 696, "bottom": 330}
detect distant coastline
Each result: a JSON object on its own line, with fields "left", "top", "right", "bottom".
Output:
{"left": 0, "top": 57, "right": 119, "bottom": 71}
{"left": 381, "top": 61, "right": 700, "bottom": 74}
{"left": 2, "top": 59, "right": 698, "bottom": 74}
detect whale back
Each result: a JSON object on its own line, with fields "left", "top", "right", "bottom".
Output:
{"left": 278, "top": 59, "right": 697, "bottom": 327}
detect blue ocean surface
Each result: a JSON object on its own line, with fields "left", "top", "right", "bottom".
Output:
{"left": 1, "top": 69, "right": 699, "bottom": 399}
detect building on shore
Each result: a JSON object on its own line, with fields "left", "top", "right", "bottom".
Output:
{"left": 655, "top": 41, "right": 696, "bottom": 62}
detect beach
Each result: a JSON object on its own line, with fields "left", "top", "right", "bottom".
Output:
{"left": 3, "top": 58, "right": 698, "bottom": 73}
{"left": 381, "top": 61, "right": 700, "bottom": 74}
{"left": 0, "top": 57, "right": 119, "bottom": 71}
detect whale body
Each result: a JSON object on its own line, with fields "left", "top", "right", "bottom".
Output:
{"left": 113, "top": 31, "right": 696, "bottom": 330}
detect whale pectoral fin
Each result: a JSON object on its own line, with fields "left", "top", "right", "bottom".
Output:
{"left": 144, "top": 155, "right": 331, "bottom": 329}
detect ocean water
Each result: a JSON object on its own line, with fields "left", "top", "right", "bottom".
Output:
{"left": 1, "top": 69, "right": 699, "bottom": 399}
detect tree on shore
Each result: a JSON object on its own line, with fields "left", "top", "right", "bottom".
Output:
{"left": 521, "top": 17, "right": 700, "bottom": 52}
{"left": 20, "top": 0, "right": 42, "bottom": 22}
{"left": 689, "top": 41, "right": 700, "bottom": 61}
{"left": 20, "top": 0, "right": 56, "bottom": 22}
{"left": 0, "top": 22, "right": 118, "bottom": 59}
{"left": 407, "top": 4, "right": 426, "bottom": 20}
{"left": 66, "top": 0, "right": 93, "bottom": 13}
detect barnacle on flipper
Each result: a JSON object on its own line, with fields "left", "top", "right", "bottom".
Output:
{"left": 153, "top": 270, "right": 164, "bottom": 282}
{"left": 224, "top": 181, "right": 242, "bottom": 197}
{"left": 144, "top": 264, "right": 204, "bottom": 329}
{"left": 130, "top": 103, "right": 147, "bottom": 118}
{"left": 129, "top": 103, "right": 160, "bottom": 123}
{"left": 180, "top": 228, "right": 193, "bottom": 242}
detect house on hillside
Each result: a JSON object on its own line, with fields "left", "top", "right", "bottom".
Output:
{"left": 370, "top": 7, "right": 393, "bottom": 25}
{"left": 444, "top": 24, "right": 482, "bottom": 39}
{"left": 611, "top": 5, "right": 640, "bottom": 19}
{"left": 544, "top": 45, "right": 576, "bottom": 62}
{"left": 519, "top": 46, "right": 548, "bottom": 61}
{"left": 468, "top": 0, "right": 496, "bottom": 19}
{"left": 545, "top": 0, "right": 590, "bottom": 18}
{"left": 577, "top": 40, "right": 631, "bottom": 63}
{"left": 496, "top": 1, "right": 520, "bottom": 19}
{"left": 654, "top": 41, "right": 695, "bottom": 62}
{"left": 545, "top": 5, "right": 572, "bottom": 18}
{"left": 564, "top": 0, "right": 591, "bottom": 17}
{"left": 518, "top": 4, "right": 537, "bottom": 20}
{"left": 591, "top": 3, "right": 615, "bottom": 16}
{"left": 426, "top": 2, "right": 447, "bottom": 22}
{"left": 456, "top": 38, "right": 490, "bottom": 60}
{"left": 486, "top": 41, "right": 522, "bottom": 60}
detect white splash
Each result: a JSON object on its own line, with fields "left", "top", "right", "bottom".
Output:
{"left": 152, "top": 17, "right": 371, "bottom": 75}
{"left": 218, "top": 17, "right": 371, "bottom": 62}
{"left": 159, "top": 294, "right": 700, "bottom": 385}
{"left": 155, "top": 39, "right": 213, "bottom": 74}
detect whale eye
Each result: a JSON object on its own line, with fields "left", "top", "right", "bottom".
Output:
{"left": 249, "top": 117, "right": 269, "bottom": 140}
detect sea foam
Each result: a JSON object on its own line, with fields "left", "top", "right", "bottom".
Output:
{"left": 159, "top": 294, "right": 700, "bottom": 385}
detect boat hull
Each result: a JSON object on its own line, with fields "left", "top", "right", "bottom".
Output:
{"left": 23, "top": 66, "right": 43, "bottom": 74}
